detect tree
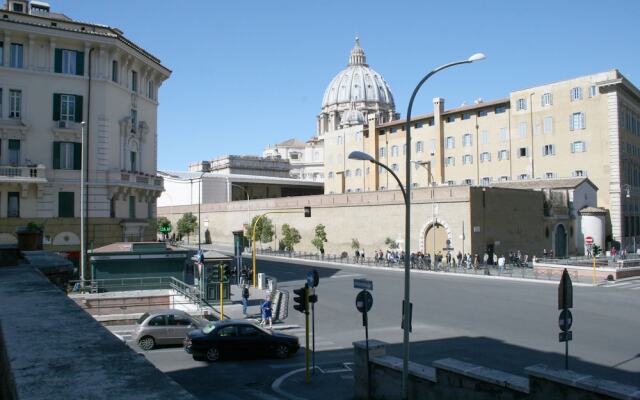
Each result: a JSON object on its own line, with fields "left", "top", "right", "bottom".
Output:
{"left": 281, "top": 224, "right": 301, "bottom": 252}
{"left": 157, "top": 216, "right": 172, "bottom": 239}
{"left": 351, "top": 238, "right": 360, "bottom": 251}
{"left": 311, "top": 224, "right": 328, "bottom": 251}
{"left": 177, "top": 212, "right": 198, "bottom": 244}
{"left": 247, "top": 216, "right": 274, "bottom": 245}
{"left": 385, "top": 237, "right": 399, "bottom": 250}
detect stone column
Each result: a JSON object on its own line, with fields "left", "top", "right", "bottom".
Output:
{"left": 48, "top": 37, "right": 55, "bottom": 72}
{"left": 5, "top": 33, "right": 12, "bottom": 67}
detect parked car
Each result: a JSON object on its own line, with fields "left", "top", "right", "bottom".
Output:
{"left": 184, "top": 319, "right": 300, "bottom": 362}
{"left": 133, "top": 309, "right": 208, "bottom": 350}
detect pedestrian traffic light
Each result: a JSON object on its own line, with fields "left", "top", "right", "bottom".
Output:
{"left": 304, "top": 206, "right": 311, "bottom": 218}
{"left": 293, "top": 285, "right": 308, "bottom": 314}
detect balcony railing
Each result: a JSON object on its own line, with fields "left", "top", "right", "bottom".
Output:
{"left": 0, "top": 165, "right": 47, "bottom": 181}
{"left": 112, "top": 170, "right": 163, "bottom": 189}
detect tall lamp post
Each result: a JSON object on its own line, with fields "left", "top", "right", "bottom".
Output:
{"left": 197, "top": 171, "right": 206, "bottom": 251}
{"left": 354, "top": 52, "right": 486, "bottom": 399}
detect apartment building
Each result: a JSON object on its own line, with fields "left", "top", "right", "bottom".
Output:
{"left": 0, "top": 0, "right": 171, "bottom": 253}
{"left": 324, "top": 68, "right": 640, "bottom": 242}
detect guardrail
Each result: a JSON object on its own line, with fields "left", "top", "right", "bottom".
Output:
{"left": 69, "top": 276, "right": 175, "bottom": 293}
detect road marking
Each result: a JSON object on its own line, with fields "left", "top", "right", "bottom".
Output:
{"left": 330, "top": 273, "right": 362, "bottom": 279}
{"left": 630, "top": 286, "right": 640, "bottom": 290}
{"left": 272, "top": 366, "right": 324, "bottom": 400}
{"left": 244, "top": 389, "right": 285, "bottom": 400}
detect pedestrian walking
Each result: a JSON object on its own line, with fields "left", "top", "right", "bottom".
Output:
{"left": 260, "top": 295, "right": 273, "bottom": 329}
{"left": 320, "top": 246, "right": 325, "bottom": 259}
{"left": 498, "top": 255, "right": 506, "bottom": 273}
{"left": 355, "top": 249, "right": 360, "bottom": 263}
{"left": 241, "top": 284, "right": 250, "bottom": 317}
{"left": 241, "top": 266, "right": 250, "bottom": 286}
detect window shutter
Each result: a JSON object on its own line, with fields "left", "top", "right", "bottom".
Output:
{"left": 581, "top": 113, "right": 586, "bottom": 129}
{"left": 52, "top": 94, "right": 61, "bottom": 121}
{"left": 54, "top": 49, "right": 62, "bottom": 73}
{"left": 569, "top": 114, "right": 574, "bottom": 131}
{"left": 76, "top": 51, "right": 84, "bottom": 76}
{"left": 58, "top": 192, "right": 74, "bottom": 218}
{"left": 74, "top": 95, "right": 83, "bottom": 123}
{"left": 53, "top": 142, "right": 60, "bottom": 169}
{"left": 73, "top": 142, "right": 82, "bottom": 170}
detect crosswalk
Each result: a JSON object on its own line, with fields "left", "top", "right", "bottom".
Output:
{"left": 600, "top": 279, "right": 640, "bottom": 290}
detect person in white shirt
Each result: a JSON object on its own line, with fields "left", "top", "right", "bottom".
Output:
{"left": 498, "top": 255, "right": 506, "bottom": 273}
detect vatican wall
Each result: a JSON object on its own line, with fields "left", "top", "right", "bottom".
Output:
{"left": 158, "top": 186, "right": 547, "bottom": 258}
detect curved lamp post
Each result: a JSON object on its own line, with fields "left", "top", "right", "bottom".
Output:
{"left": 354, "top": 52, "right": 486, "bottom": 399}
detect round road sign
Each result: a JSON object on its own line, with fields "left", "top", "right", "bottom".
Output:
{"left": 559, "top": 309, "right": 573, "bottom": 331}
{"left": 355, "top": 290, "right": 373, "bottom": 313}
{"left": 585, "top": 236, "right": 594, "bottom": 245}
{"left": 307, "top": 270, "right": 319, "bottom": 288}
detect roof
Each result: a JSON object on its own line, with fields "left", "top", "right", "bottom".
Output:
{"left": 579, "top": 206, "right": 607, "bottom": 215}
{"left": 159, "top": 170, "right": 324, "bottom": 187}
{"left": 490, "top": 177, "right": 598, "bottom": 191}
{"left": 277, "top": 139, "right": 306, "bottom": 148}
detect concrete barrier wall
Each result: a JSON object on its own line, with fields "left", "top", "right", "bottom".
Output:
{"left": 353, "top": 340, "right": 640, "bottom": 400}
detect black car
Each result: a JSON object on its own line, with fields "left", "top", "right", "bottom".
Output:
{"left": 184, "top": 319, "right": 300, "bottom": 362}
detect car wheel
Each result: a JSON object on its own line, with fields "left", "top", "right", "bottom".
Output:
{"left": 206, "top": 347, "right": 220, "bottom": 362}
{"left": 275, "top": 344, "right": 289, "bottom": 359}
{"left": 139, "top": 336, "right": 155, "bottom": 351}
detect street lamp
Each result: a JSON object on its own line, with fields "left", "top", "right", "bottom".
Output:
{"left": 197, "top": 171, "right": 206, "bottom": 251}
{"left": 405, "top": 52, "right": 486, "bottom": 399}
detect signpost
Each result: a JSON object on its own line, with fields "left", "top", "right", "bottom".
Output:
{"left": 558, "top": 268, "right": 573, "bottom": 369}
{"left": 585, "top": 236, "right": 596, "bottom": 284}
{"left": 307, "top": 270, "right": 319, "bottom": 375}
{"left": 354, "top": 279, "right": 373, "bottom": 400}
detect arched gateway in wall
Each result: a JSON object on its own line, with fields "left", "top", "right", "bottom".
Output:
{"left": 420, "top": 219, "right": 452, "bottom": 254}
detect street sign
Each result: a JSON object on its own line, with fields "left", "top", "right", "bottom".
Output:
{"left": 307, "top": 270, "right": 320, "bottom": 288}
{"left": 585, "top": 236, "right": 594, "bottom": 245}
{"left": 353, "top": 278, "right": 373, "bottom": 290}
{"left": 355, "top": 290, "right": 373, "bottom": 313}
{"left": 559, "top": 331, "right": 573, "bottom": 342}
{"left": 159, "top": 225, "right": 171, "bottom": 233}
{"left": 558, "top": 268, "right": 573, "bottom": 310}
{"left": 558, "top": 309, "right": 573, "bottom": 331}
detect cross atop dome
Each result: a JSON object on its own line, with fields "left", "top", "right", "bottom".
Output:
{"left": 348, "top": 36, "right": 367, "bottom": 66}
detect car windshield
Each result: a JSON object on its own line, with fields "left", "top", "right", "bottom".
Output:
{"left": 136, "top": 312, "right": 150, "bottom": 325}
{"left": 202, "top": 323, "right": 217, "bottom": 334}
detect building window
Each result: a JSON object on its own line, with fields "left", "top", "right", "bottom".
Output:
{"left": 355, "top": 168, "right": 362, "bottom": 176}
{"left": 0, "top": 42, "right": 3, "bottom": 66}
{"left": 61, "top": 49, "right": 76, "bottom": 75}
{"left": 10, "top": 43, "right": 23, "bottom": 68}
{"left": 379, "top": 147, "right": 385, "bottom": 157}
{"left": 542, "top": 144, "right": 555, "bottom": 156}
{"left": 480, "top": 152, "right": 491, "bottom": 162}
{"left": 589, "top": 85, "right": 597, "bottom": 97}
{"left": 130, "top": 151, "right": 137, "bottom": 172}
{"left": 571, "top": 141, "right": 586, "bottom": 153}
{"left": 53, "top": 142, "right": 81, "bottom": 170}
{"left": 461, "top": 113, "right": 471, "bottom": 120}
{"left": 543, "top": 116, "right": 553, "bottom": 134}
{"left": 337, "top": 136, "right": 343, "bottom": 145}
{"left": 572, "top": 170, "right": 585, "bottom": 177}
{"left": 379, "top": 186, "right": 385, "bottom": 191}
{"left": 545, "top": 172, "right": 556, "bottom": 179}
{"left": 518, "top": 174, "right": 529, "bottom": 180}
{"left": 446, "top": 115, "right": 455, "bottom": 123}
{"left": 7, "top": 192, "right": 19, "bottom": 217}
{"left": 110, "top": 196, "right": 116, "bottom": 218}
{"left": 112, "top": 60, "right": 119, "bottom": 82}
{"left": 54, "top": 49, "right": 84, "bottom": 75}
{"left": 445, "top": 136, "right": 455, "bottom": 149}
{"left": 499, "top": 176, "right": 510, "bottom": 182}
{"left": 463, "top": 154, "right": 473, "bottom": 165}
{"left": 499, "top": 127, "right": 508, "bottom": 142}
{"left": 481, "top": 177, "right": 491, "bottom": 186}
{"left": 9, "top": 90, "right": 21, "bottom": 119}
{"left": 129, "top": 196, "right": 136, "bottom": 218}
{"left": 498, "top": 150, "right": 509, "bottom": 161}
{"left": 518, "top": 122, "right": 527, "bottom": 138}
{"left": 328, "top": 172, "right": 334, "bottom": 179}
{"left": 516, "top": 98, "right": 527, "bottom": 111}
{"left": 345, "top": 169, "right": 351, "bottom": 177}
{"left": 131, "top": 70, "right": 138, "bottom": 92}
{"left": 131, "top": 109, "right": 138, "bottom": 132}
{"left": 518, "top": 147, "right": 529, "bottom": 157}
{"left": 58, "top": 192, "right": 74, "bottom": 218}
{"left": 391, "top": 145, "right": 399, "bottom": 157}
{"left": 60, "top": 142, "right": 75, "bottom": 170}
{"left": 463, "top": 179, "right": 473, "bottom": 185}
{"left": 391, "top": 163, "right": 399, "bottom": 172}
{"left": 478, "top": 109, "right": 488, "bottom": 117}
{"left": 390, "top": 127, "right": 397, "bottom": 133}
{"left": 481, "top": 130, "right": 489, "bottom": 144}
{"left": 541, "top": 93, "right": 553, "bottom": 107}
{"left": 60, "top": 95, "right": 76, "bottom": 122}
{"left": 147, "top": 80, "right": 154, "bottom": 100}
{"left": 462, "top": 133, "right": 473, "bottom": 147}
{"left": 446, "top": 180, "right": 454, "bottom": 186}
{"left": 495, "top": 105, "right": 507, "bottom": 114}
{"left": 570, "top": 112, "right": 585, "bottom": 130}
{"left": 414, "top": 122, "right": 423, "bottom": 129}
{"left": 8, "top": 139, "right": 20, "bottom": 165}
{"left": 416, "top": 141, "right": 424, "bottom": 153}
{"left": 445, "top": 156, "right": 455, "bottom": 166}
{"left": 570, "top": 87, "right": 583, "bottom": 101}
{"left": 427, "top": 119, "right": 434, "bottom": 126}
{"left": 354, "top": 132, "right": 361, "bottom": 142}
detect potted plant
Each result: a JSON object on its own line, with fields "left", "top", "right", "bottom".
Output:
{"left": 16, "top": 222, "right": 44, "bottom": 251}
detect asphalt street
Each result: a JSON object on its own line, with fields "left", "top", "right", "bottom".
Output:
{"left": 121, "top": 255, "right": 640, "bottom": 399}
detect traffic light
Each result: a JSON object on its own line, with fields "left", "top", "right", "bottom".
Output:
{"left": 221, "top": 263, "right": 234, "bottom": 281}
{"left": 308, "top": 292, "right": 318, "bottom": 304}
{"left": 293, "top": 285, "right": 309, "bottom": 314}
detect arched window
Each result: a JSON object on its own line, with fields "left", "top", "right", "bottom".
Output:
{"left": 355, "top": 168, "right": 362, "bottom": 176}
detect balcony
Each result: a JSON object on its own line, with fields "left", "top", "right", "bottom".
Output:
{"left": 52, "top": 120, "right": 82, "bottom": 141}
{"left": 0, "top": 164, "right": 47, "bottom": 184}
{"left": 107, "top": 170, "right": 163, "bottom": 192}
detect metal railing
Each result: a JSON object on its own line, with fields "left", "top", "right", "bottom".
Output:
{"left": 69, "top": 276, "right": 176, "bottom": 293}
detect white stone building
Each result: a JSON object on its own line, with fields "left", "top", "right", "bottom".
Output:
{"left": 0, "top": 0, "right": 170, "bottom": 252}
{"left": 263, "top": 137, "right": 324, "bottom": 181}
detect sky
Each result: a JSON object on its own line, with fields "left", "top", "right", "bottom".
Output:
{"left": 57, "top": 0, "right": 640, "bottom": 171}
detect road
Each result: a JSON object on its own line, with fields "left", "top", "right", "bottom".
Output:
{"left": 123, "top": 255, "right": 640, "bottom": 399}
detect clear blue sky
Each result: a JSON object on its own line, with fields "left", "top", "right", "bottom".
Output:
{"left": 60, "top": 0, "right": 640, "bottom": 171}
